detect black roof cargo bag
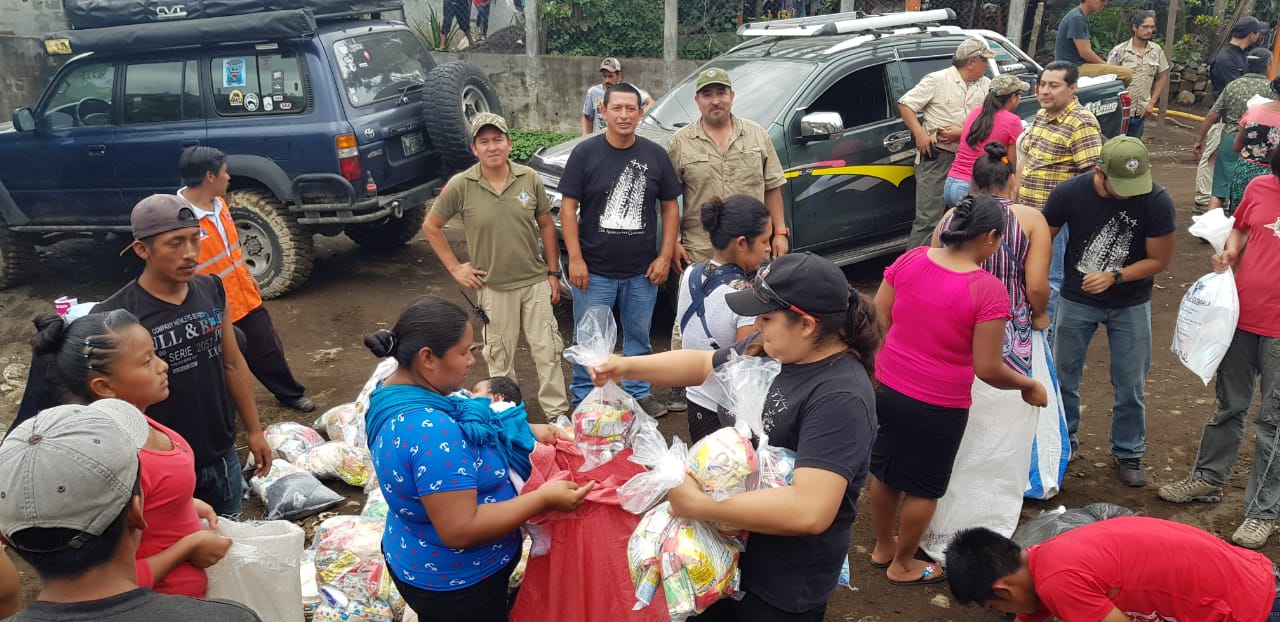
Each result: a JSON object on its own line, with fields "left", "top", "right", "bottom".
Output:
{"left": 63, "top": 0, "right": 402, "bottom": 30}
{"left": 43, "top": 9, "right": 317, "bottom": 55}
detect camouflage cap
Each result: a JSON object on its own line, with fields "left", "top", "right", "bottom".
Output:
{"left": 470, "top": 112, "right": 509, "bottom": 138}
{"left": 990, "top": 74, "right": 1031, "bottom": 96}
{"left": 955, "top": 38, "right": 997, "bottom": 60}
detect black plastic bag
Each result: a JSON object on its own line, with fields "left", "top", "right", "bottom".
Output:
{"left": 1011, "top": 502, "right": 1136, "bottom": 547}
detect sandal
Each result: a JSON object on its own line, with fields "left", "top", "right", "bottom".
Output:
{"left": 888, "top": 563, "right": 946, "bottom": 586}
{"left": 869, "top": 535, "right": 899, "bottom": 569}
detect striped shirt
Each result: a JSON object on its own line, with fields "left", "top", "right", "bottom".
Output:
{"left": 1017, "top": 100, "right": 1103, "bottom": 210}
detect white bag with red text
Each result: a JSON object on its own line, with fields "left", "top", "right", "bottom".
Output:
{"left": 1172, "top": 209, "right": 1239, "bottom": 385}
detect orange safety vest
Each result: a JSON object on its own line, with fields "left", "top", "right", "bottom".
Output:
{"left": 195, "top": 197, "right": 262, "bottom": 323}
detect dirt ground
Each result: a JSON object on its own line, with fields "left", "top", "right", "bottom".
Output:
{"left": 0, "top": 121, "right": 1267, "bottom": 620}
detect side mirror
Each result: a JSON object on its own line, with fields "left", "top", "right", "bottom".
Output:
{"left": 12, "top": 108, "right": 36, "bottom": 132}
{"left": 800, "top": 111, "right": 844, "bottom": 141}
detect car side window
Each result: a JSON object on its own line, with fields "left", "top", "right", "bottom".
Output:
{"left": 903, "top": 58, "right": 954, "bottom": 84}
{"left": 210, "top": 52, "right": 305, "bottom": 116}
{"left": 124, "top": 60, "right": 200, "bottom": 124}
{"left": 807, "top": 64, "right": 889, "bottom": 129}
{"left": 42, "top": 62, "right": 116, "bottom": 129}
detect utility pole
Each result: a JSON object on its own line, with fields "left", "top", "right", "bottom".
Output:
{"left": 664, "top": 0, "right": 678, "bottom": 91}
{"left": 1006, "top": 0, "right": 1029, "bottom": 47}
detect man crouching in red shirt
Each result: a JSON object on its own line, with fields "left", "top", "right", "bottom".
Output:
{"left": 945, "top": 516, "right": 1278, "bottom": 621}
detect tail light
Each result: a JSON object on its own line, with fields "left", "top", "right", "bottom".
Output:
{"left": 1118, "top": 91, "right": 1132, "bottom": 135}
{"left": 336, "top": 133, "right": 362, "bottom": 182}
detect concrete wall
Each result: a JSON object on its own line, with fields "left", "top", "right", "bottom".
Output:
{"left": 0, "top": 0, "right": 69, "bottom": 36}
{"left": 438, "top": 52, "right": 702, "bottom": 133}
{"left": 0, "top": 35, "right": 65, "bottom": 116}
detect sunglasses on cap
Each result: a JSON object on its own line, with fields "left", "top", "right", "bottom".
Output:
{"left": 750, "top": 275, "right": 818, "bottom": 322}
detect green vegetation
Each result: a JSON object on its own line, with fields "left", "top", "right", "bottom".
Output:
{"left": 410, "top": 6, "right": 461, "bottom": 52}
{"left": 509, "top": 129, "right": 577, "bottom": 162}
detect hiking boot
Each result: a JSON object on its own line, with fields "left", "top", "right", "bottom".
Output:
{"left": 1232, "top": 518, "right": 1275, "bottom": 549}
{"left": 638, "top": 395, "right": 668, "bottom": 419}
{"left": 1113, "top": 457, "right": 1146, "bottom": 487}
{"left": 1157, "top": 476, "right": 1223, "bottom": 503}
{"left": 666, "top": 387, "right": 688, "bottom": 413}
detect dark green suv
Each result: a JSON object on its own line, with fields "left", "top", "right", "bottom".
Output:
{"left": 530, "top": 13, "right": 1129, "bottom": 270}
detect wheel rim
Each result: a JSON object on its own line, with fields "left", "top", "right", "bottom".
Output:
{"left": 236, "top": 218, "right": 278, "bottom": 282}
{"left": 461, "top": 84, "right": 491, "bottom": 124}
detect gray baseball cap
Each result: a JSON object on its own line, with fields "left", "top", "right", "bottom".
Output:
{"left": 0, "top": 400, "right": 148, "bottom": 551}
{"left": 121, "top": 194, "right": 201, "bottom": 255}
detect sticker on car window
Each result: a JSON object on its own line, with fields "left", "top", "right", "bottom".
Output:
{"left": 229, "top": 89, "right": 244, "bottom": 107}
{"left": 223, "top": 58, "right": 247, "bottom": 87}
{"left": 271, "top": 70, "right": 285, "bottom": 94}
{"left": 244, "top": 92, "right": 260, "bottom": 112}
{"left": 263, "top": 97, "right": 274, "bottom": 112}
{"left": 279, "top": 102, "right": 293, "bottom": 111}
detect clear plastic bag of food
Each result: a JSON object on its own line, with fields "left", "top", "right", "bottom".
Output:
{"left": 361, "top": 487, "right": 389, "bottom": 520}
{"left": 628, "top": 502, "right": 676, "bottom": 610}
{"left": 618, "top": 420, "right": 688, "bottom": 514}
{"left": 563, "top": 305, "right": 656, "bottom": 471}
{"left": 249, "top": 459, "right": 344, "bottom": 521}
{"left": 687, "top": 427, "right": 757, "bottom": 501}
{"left": 264, "top": 421, "right": 325, "bottom": 463}
{"left": 713, "top": 354, "right": 789, "bottom": 491}
{"left": 659, "top": 513, "right": 743, "bottom": 620}
{"left": 315, "top": 402, "right": 365, "bottom": 447}
{"left": 296, "top": 441, "right": 374, "bottom": 488}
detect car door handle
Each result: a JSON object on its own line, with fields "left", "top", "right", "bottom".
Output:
{"left": 88, "top": 144, "right": 106, "bottom": 156}
{"left": 180, "top": 139, "right": 200, "bottom": 148}
{"left": 883, "top": 131, "right": 913, "bottom": 151}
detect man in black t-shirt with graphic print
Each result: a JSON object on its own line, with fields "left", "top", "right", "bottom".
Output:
{"left": 560, "top": 82, "right": 681, "bottom": 418}
{"left": 1043, "top": 137, "right": 1175, "bottom": 489}
{"left": 94, "top": 195, "right": 272, "bottom": 516}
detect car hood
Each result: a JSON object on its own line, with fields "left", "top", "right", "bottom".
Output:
{"left": 528, "top": 123, "right": 676, "bottom": 183}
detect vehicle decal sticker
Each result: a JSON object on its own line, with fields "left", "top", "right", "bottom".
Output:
{"left": 229, "top": 89, "right": 244, "bottom": 107}
{"left": 223, "top": 57, "right": 247, "bottom": 87}
{"left": 243, "top": 92, "right": 260, "bottom": 112}
{"left": 263, "top": 97, "right": 273, "bottom": 112}
{"left": 783, "top": 164, "right": 914, "bottom": 186}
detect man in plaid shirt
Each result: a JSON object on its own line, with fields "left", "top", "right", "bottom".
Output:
{"left": 1018, "top": 61, "right": 1102, "bottom": 322}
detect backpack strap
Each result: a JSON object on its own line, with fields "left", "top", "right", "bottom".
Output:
{"left": 680, "top": 262, "right": 747, "bottom": 350}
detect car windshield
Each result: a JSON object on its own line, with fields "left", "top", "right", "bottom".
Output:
{"left": 643, "top": 59, "right": 816, "bottom": 130}
{"left": 332, "top": 30, "right": 431, "bottom": 107}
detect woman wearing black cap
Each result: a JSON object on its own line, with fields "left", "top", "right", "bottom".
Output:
{"left": 592, "top": 252, "right": 881, "bottom": 621}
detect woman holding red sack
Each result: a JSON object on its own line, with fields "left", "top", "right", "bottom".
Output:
{"left": 591, "top": 252, "right": 881, "bottom": 621}
{"left": 363, "top": 295, "right": 590, "bottom": 621}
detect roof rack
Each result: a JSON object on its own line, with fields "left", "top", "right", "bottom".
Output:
{"left": 43, "top": 9, "right": 317, "bottom": 56}
{"left": 738, "top": 8, "right": 955, "bottom": 38}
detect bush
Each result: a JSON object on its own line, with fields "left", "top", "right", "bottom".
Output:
{"left": 540, "top": 0, "right": 663, "bottom": 58}
{"left": 509, "top": 129, "right": 577, "bottom": 162}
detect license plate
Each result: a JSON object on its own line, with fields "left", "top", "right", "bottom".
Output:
{"left": 401, "top": 131, "right": 424, "bottom": 156}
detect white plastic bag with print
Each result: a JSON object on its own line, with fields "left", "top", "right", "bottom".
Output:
{"left": 617, "top": 419, "right": 689, "bottom": 514}
{"left": 1172, "top": 209, "right": 1239, "bottom": 385}
{"left": 206, "top": 519, "right": 306, "bottom": 622}
{"left": 715, "top": 353, "right": 786, "bottom": 491}
{"left": 1025, "top": 330, "right": 1071, "bottom": 500}
{"left": 563, "top": 305, "right": 655, "bottom": 471}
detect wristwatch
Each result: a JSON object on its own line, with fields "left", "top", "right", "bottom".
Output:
{"left": 547, "top": 270, "right": 562, "bottom": 278}
{"left": 1112, "top": 270, "right": 1124, "bottom": 284}
{"left": 773, "top": 227, "right": 790, "bottom": 237}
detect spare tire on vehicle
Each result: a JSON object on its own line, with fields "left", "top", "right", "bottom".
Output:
{"left": 423, "top": 61, "right": 502, "bottom": 171}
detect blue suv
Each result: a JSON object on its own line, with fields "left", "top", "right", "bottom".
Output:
{"left": 0, "top": 4, "right": 500, "bottom": 297}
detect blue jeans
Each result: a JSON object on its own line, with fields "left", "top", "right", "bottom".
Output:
{"left": 1125, "top": 116, "right": 1146, "bottom": 139}
{"left": 943, "top": 176, "right": 971, "bottom": 208}
{"left": 195, "top": 447, "right": 245, "bottom": 517}
{"left": 1047, "top": 223, "right": 1069, "bottom": 332}
{"left": 1052, "top": 298, "right": 1151, "bottom": 459}
{"left": 570, "top": 273, "right": 658, "bottom": 404}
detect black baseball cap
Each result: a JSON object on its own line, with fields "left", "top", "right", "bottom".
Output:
{"left": 725, "top": 252, "right": 850, "bottom": 317}
{"left": 1233, "top": 16, "right": 1269, "bottom": 37}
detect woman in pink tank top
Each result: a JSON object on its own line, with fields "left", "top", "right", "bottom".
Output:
{"left": 867, "top": 196, "right": 1047, "bottom": 587}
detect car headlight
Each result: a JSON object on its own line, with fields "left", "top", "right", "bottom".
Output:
{"left": 545, "top": 188, "right": 563, "bottom": 211}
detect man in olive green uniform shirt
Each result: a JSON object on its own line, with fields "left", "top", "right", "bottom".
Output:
{"left": 422, "top": 113, "right": 569, "bottom": 420}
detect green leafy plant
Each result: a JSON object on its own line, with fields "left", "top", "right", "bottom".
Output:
{"left": 539, "top": 0, "right": 664, "bottom": 58}
{"left": 410, "top": 6, "right": 461, "bottom": 52}
{"left": 509, "top": 129, "right": 577, "bottom": 162}
{"left": 1171, "top": 33, "right": 1204, "bottom": 64}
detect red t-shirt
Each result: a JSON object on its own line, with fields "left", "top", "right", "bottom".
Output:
{"left": 135, "top": 417, "right": 208, "bottom": 598}
{"left": 876, "top": 246, "right": 1011, "bottom": 408}
{"left": 1232, "top": 174, "right": 1280, "bottom": 338}
{"left": 1020, "top": 517, "right": 1275, "bottom": 622}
